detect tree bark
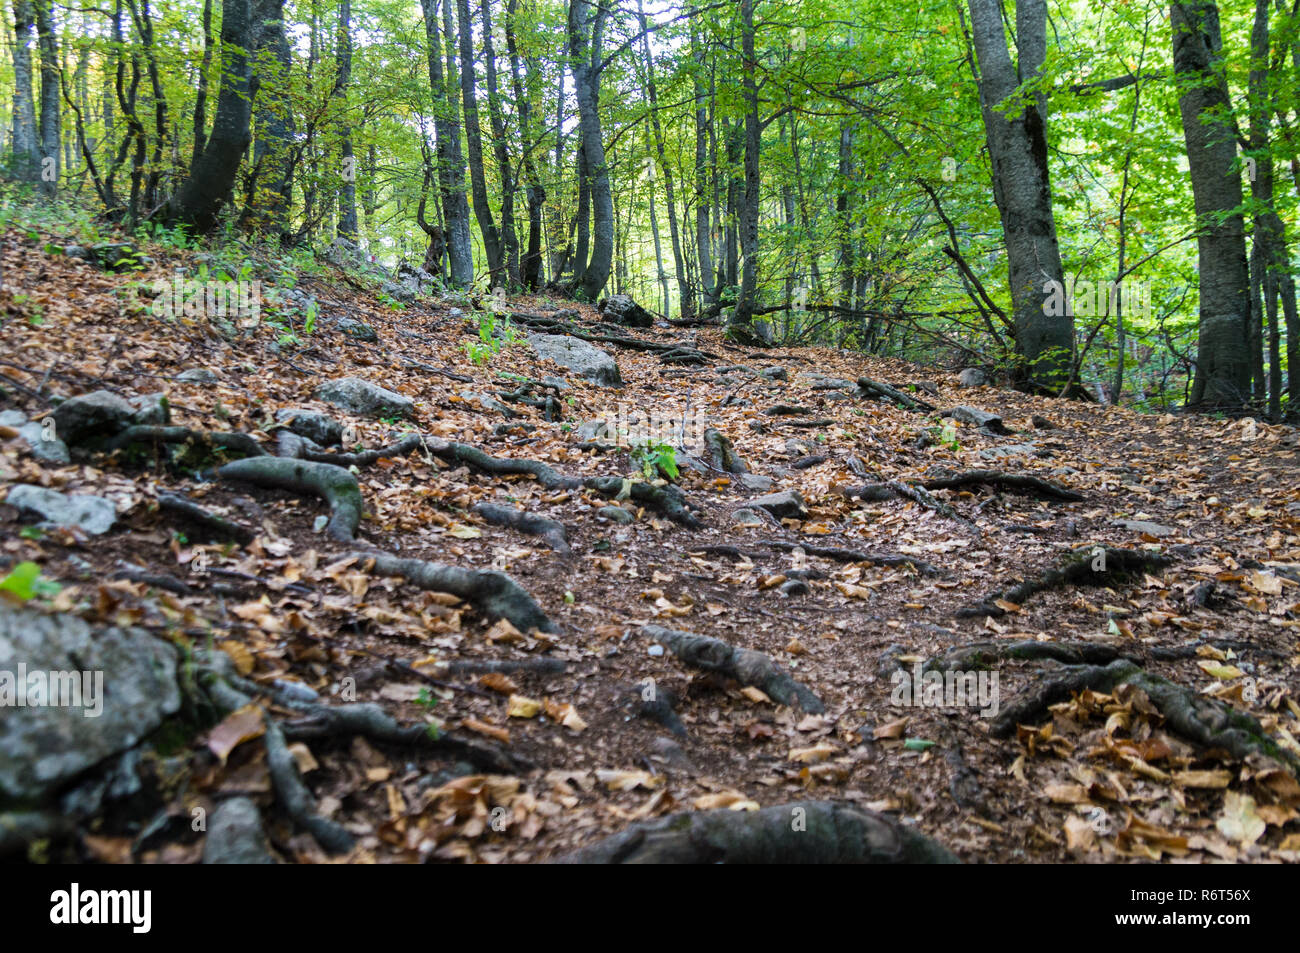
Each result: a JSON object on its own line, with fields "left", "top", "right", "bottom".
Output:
{"left": 506, "top": 0, "right": 545, "bottom": 290}
{"left": 334, "top": 0, "right": 357, "bottom": 241}
{"left": 481, "top": 0, "right": 520, "bottom": 286}
{"left": 33, "top": 0, "right": 58, "bottom": 194}
{"left": 456, "top": 0, "right": 504, "bottom": 283}
{"left": 1172, "top": 1, "right": 1251, "bottom": 409}
{"left": 420, "top": 0, "right": 473, "bottom": 287}
{"left": 567, "top": 0, "right": 613, "bottom": 301}
{"left": 10, "top": 0, "right": 39, "bottom": 182}
{"left": 730, "top": 0, "right": 761, "bottom": 333}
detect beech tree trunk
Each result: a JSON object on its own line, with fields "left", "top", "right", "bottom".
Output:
{"left": 457, "top": 0, "right": 504, "bottom": 284}
{"left": 567, "top": 0, "right": 613, "bottom": 302}
{"left": 10, "top": 0, "right": 39, "bottom": 182}
{"left": 420, "top": 0, "right": 473, "bottom": 287}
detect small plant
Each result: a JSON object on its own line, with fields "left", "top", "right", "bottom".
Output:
{"left": 414, "top": 688, "right": 441, "bottom": 740}
{"left": 0, "top": 561, "right": 62, "bottom": 602}
{"left": 630, "top": 441, "right": 679, "bottom": 481}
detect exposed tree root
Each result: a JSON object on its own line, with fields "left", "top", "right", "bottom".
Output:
{"left": 840, "top": 480, "right": 981, "bottom": 534}
{"left": 157, "top": 491, "right": 256, "bottom": 545}
{"left": 958, "top": 545, "right": 1171, "bottom": 618}
{"left": 472, "top": 502, "right": 570, "bottom": 553}
{"left": 928, "top": 640, "right": 1125, "bottom": 672}
{"left": 623, "top": 682, "right": 687, "bottom": 737}
{"left": 552, "top": 800, "right": 959, "bottom": 863}
{"left": 109, "top": 424, "right": 266, "bottom": 458}
{"left": 701, "top": 427, "right": 748, "bottom": 474}
{"left": 436, "top": 658, "right": 568, "bottom": 677}
{"left": 990, "top": 659, "right": 1300, "bottom": 776}
{"left": 507, "top": 310, "right": 712, "bottom": 365}
{"left": 643, "top": 624, "right": 824, "bottom": 713}
{"left": 219, "top": 457, "right": 363, "bottom": 541}
{"left": 354, "top": 552, "right": 556, "bottom": 633}
{"left": 694, "top": 540, "right": 942, "bottom": 577}
{"left": 111, "top": 565, "right": 194, "bottom": 595}
{"left": 857, "top": 377, "right": 936, "bottom": 412}
{"left": 583, "top": 476, "right": 703, "bottom": 528}
{"left": 279, "top": 430, "right": 425, "bottom": 467}
{"left": 423, "top": 436, "right": 578, "bottom": 490}
{"left": 264, "top": 715, "right": 357, "bottom": 854}
{"left": 919, "top": 469, "right": 1083, "bottom": 502}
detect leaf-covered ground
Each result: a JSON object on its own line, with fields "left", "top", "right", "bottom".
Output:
{"left": 3, "top": 229, "right": 1300, "bottom": 864}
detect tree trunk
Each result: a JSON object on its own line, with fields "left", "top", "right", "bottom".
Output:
{"left": 10, "top": 0, "right": 39, "bottom": 181}
{"left": 692, "top": 17, "right": 714, "bottom": 307}
{"left": 165, "top": 0, "right": 253, "bottom": 233}
{"left": 420, "top": 0, "right": 473, "bottom": 287}
{"left": 967, "top": 0, "right": 1073, "bottom": 392}
{"left": 481, "top": 0, "right": 520, "bottom": 287}
{"left": 242, "top": 0, "right": 294, "bottom": 237}
{"left": 456, "top": 0, "right": 503, "bottom": 283}
{"left": 730, "top": 0, "right": 761, "bottom": 332}
{"left": 1172, "top": 1, "right": 1251, "bottom": 409}
{"left": 505, "top": 0, "right": 545, "bottom": 290}
{"left": 33, "top": 0, "right": 58, "bottom": 194}
{"left": 335, "top": 0, "right": 357, "bottom": 241}
{"left": 567, "top": 0, "right": 613, "bottom": 301}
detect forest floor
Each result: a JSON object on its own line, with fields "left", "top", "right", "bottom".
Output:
{"left": 2, "top": 226, "right": 1300, "bottom": 864}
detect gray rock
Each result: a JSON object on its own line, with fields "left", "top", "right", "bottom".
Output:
{"left": 203, "top": 797, "right": 275, "bottom": 864}
{"left": 944, "top": 405, "right": 1011, "bottom": 435}
{"left": 528, "top": 334, "right": 622, "bottom": 388}
{"left": 176, "top": 368, "right": 219, "bottom": 383}
{"left": 50, "top": 390, "right": 136, "bottom": 446}
{"left": 68, "top": 242, "right": 151, "bottom": 272}
{"left": 17, "top": 422, "right": 71, "bottom": 464}
{"left": 332, "top": 315, "right": 378, "bottom": 342}
{"left": 458, "top": 390, "right": 514, "bottom": 416}
{"left": 958, "top": 368, "right": 987, "bottom": 388}
{"left": 598, "top": 506, "right": 634, "bottom": 524}
{"left": 748, "top": 489, "right": 807, "bottom": 520}
{"left": 574, "top": 418, "right": 615, "bottom": 443}
{"left": 978, "top": 443, "right": 1041, "bottom": 461}
{"left": 275, "top": 407, "right": 343, "bottom": 446}
{"left": 6, "top": 485, "right": 117, "bottom": 535}
{"left": 129, "top": 392, "right": 171, "bottom": 426}
{"left": 760, "top": 366, "right": 788, "bottom": 382}
{"left": 0, "top": 410, "right": 28, "bottom": 427}
{"left": 316, "top": 377, "right": 414, "bottom": 418}
{"left": 597, "top": 294, "right": 653, "bottom": 328}
{"left": 647, "top": 736, "right": 696, "bottom": 773}
{"left": 779, "top": 578, "right": 811, "bottom": 597}
{"left": 380, "top": 280, "right": 416, "bottom": 305}
{"left": 0, "top": 604, "right": 180, "bottom": 801}
{"left": 739, "top": 473, "right": 774, "bottom": 492}
{"left": 1113, "top": 519, "right": 1176, "bottom": 537}
{"left": 731, "top": 508, "right": 766, "bottom": 526}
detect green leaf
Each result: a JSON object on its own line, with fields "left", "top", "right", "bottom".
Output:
{"left": 902, "top": 738, "right": 936, "bottom": 752}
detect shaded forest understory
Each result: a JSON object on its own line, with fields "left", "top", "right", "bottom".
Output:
{"left": 1, "top": 225, "right": 1298, "bottom": 864}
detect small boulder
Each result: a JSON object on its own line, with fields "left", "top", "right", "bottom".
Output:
{"left": 7, "top": 484, "right": 117, "bottom": 535}
{"left": 597, "top": 506, "right": 634, "bottom": 524}
{"left": 596, "top": 294, "right": 653, "bottom": 328}
{"left": 203, "top": 798, "right": 276, "bottom": 864}
{"left": 748, "top": 489, "right": 807, "bottom": 520}
{"left": 50, "top": 390, "right": 136, "bottom": 447}
{"left": 957, "top": 368, "right": 987, "bottom": 388}
{"left": 17, "top": 422, "right": 71, "bottom": 465}
{"left": 527, "top": 334, "right": 622, "bottom": 388}
{"left": 275, "top": 408, "right": 343, "bottom": 446}
{"left": 332, "top": 315, "right": 378, "bottom": 342}
{"left": 760, "top": 366, "right": 788, "bottom": 382}
{"left": 129, "top": 392, "right": 171, "bottom": 427}
{"left": 175, "top": 368, "right": 219, "bottom": 383}
{"left": 731, "top": 508, "right": 766, "bottom": 526}
{"left": 316, "top": 377, "right": 414, "bottom": 418}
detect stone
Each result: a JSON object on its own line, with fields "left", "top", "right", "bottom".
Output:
{"left": 760, "top": 366, "right": 788, "bottom": 382}
{"left": 748, "top": 489, "right": 807, "bottom": 519}
{"left": 0, "top": 410, "right": 27, "bottom": 427}
{"left": 739, "top": 473, "right": 774, "bottom": 492}
{"left": 731, "top": 508, "right": 766, "bottom": 526}
{"left": 574, "top": 418, "right": 615, "bottom": 442}
{"left": 958, "top": 368, "right": 987, "bottom": 388}
{"left": 316, "top": 377, "right": 414, "bottom": 418}
{"left": 67, "top": 242, "right": 152, "bottom": 273}
{"left": 598, "top": 506, "right": 634, "bottom": 524}
{"left": 129, "top": 392, "right": 171, "bottom": 426}
{"left": 596, "top": 294, "right": 654, "bottom": 328}
{"left": 50, "top": 390, "right": 136, "bottom": 447}
{"left": 332, "top": 315, "right": 378, "bottom": 342}
{"left": 176, "top": 368, "right": 219, "bottom": 383}
{"left": 944, "top": 405, "right": 1011, "bottom": 435}
{"left": 17, "top": 422, "right": 71, "bottom": 465}
{"left": 203, "top": 797, "right": 276, "bottom": 864}
{"left": 978, "top": 443, "right": 1042, "bottom": 461}
{"left": 1031, "top": 414, "right": 1058, "bottom": 430}
{"left": 275, "top": 407, "right": 343, "bottom": 446}
{"left": 1113, "top": 519, "right": 1176, "bottom": 537}
{"left": 527, "top": 333, "right": 622, "bottom": 388}
{"left": 6, "top": 485, "right": 117, "bottom": 535}
{"left": 779, "top": 578, "right": 811, "bottom": 597}
{"left": 0, "top": 604, "right": 180, "bottom": 801}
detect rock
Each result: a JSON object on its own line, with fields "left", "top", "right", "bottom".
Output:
{"left": 275, "top": 407, "right": 343, "bottom": 446}
{"left": 739, "top": 473, "right": 774, "bottom": 492}
{"left": 527, "top": 333, "right": 623, "bottom": 388}
{"left": 944, "top": 405, "right": 1012, "bottom": 435}
{"left": 748, "top": 489, "right": 807, "bottom": 520}
{"left": 647, "top": 736, "right": 696, "bottom": 773}
{"left": 731, "top": 508, "right": 766, "bottom": 526}
{"left": 316, "top": 377, "right": 414, "bottom": 418}
{"left": 1113, "top": 519, "right": 1176, "bottom": 537}
{"left": 0, "top": 604, "right": 180, "bottom": 801}
{"left": 458, "top": 390, "right": 515, "bottom": 417}
{"left": 809, "top": 378, "right": 857, "bottom": 391}
{"left": 324, "top": 237, "right": 385, "bottom": 277}
{"left": 598, "top": 506, "right": 634, "bottom": 524}
{"left": 596, "top": 294, "right": 653, "bottom": 328}
{"left": 176, "top": 367, "right": 219, "bottom": 383}
{"left": 958, "top": 368, "right": 987, "bottom": 388}
{"left": 702, "top": 428, "right": 747, "bottom": 474}
{"left": 575, "top": 418, "right": 615, "bottom": 443}
{"left": 203, "top": 798, "right": 275, "bottom": 864}
{"left": 50, "top": 390, "right": 136, "bottom": 447}
{"left": 392, "top": 262, "right": 437, "bottom": 300}
{"left": 0, "top": 410, "right": 27, "bottom": 428}
{"left": 6, "top": 485, "right": 117, "bottom": 535}
{"left": 332, "top": 315, "right": 378, "bottom": 342}
{"left": 1031, "top": 414, "right": 1058, "bottom": 430}
{"left": 380, "top": 280, "right": 416, "bottom": 305}
{"left": 128, "top": 392, "right": 171, "bottom": 426}
{"left": 17, "top": 422, "right": 71, "bottom": 464}
{"left": 67, "top": 242, "right": 152, "bottom": 273}
{"left": 760, "top": 366, "right": 788, "bottom": 382}
{"left": 779, "top": 578, "right": 811, "bottom": 597}
{"left": 978, "top": 443, "right": 1042, "bottom": 461}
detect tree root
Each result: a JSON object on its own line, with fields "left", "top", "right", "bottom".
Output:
{"left": 424, "top": 436, "right": 578, "bottom": 490}
{"left": 279, "top": 430, "right": 425, "bottom": 467}
{"left": 990, "top": 659, "right": 1300, "bottom": 776}
{"left": 264, "top": 715, "right": 357, "bottom": 854}
{"left": 643, "top": 624, "right": 824, "bottom": 713}
{"left": 701, "top": 427, "right": 748, "bottom": 474}
{"left": 857, "top": 377, "right": 936, "bottom": 412}
{"left": 354, "top": 552, "right": 556, "bottom": 633}
{"left": 759, "top": 539, "right": 944, "bottom": 576}
{"left": 919, "top": 469, "right": 1083, "bottom": 502}
{"left": 157, "top": 491, "right": 256, "bottom": 545}
{"left": 928, "top": 640, "right": 1124, "bottom": 672}
{"left": 507, "top": 310, "right": 712, "bottom": 365}
{"left": 840, "top": 480, "right": 981, "bottom": 534}
{"left": 552, "top": 800, "right": 959, "bottom": 863}
{"left": 472, "top": 502, "right": 570, "bottom": 553}
{"left": 219, "top": 457, "right": 363, "bottom": 541}
{"left": 958, "top": 545, "right": 1171, "bottom": 618}
{"left": 109, "top": 424, "right": 266, "bottom": 458}
{"left": 583, "top": 476, "right": 703, "bottom": 528}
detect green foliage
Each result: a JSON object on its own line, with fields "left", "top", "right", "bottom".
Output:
{"left": 0, "top": 561, "right": 62, "bottom": 602}
{"left": 630, "top": 441, "right": 679, "bottom": 482}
